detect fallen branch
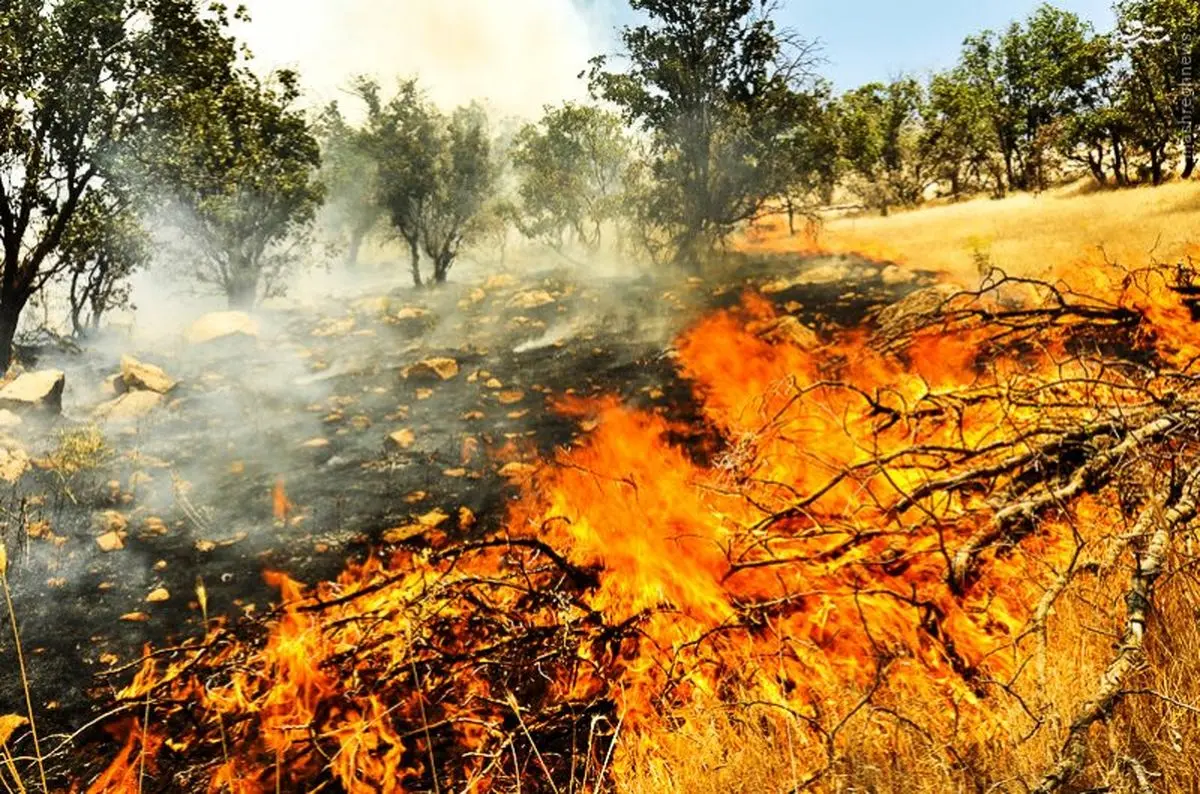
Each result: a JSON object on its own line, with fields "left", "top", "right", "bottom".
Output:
{"left": 1032, "top": 465, "right": 1200, "bottom": 794}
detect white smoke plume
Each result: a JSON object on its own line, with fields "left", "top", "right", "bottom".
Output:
{"left": 234, "top": 0, "right": 611, "bottom": 117}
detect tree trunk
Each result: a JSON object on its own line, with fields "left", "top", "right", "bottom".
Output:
{"left": 1150, "top": 150, "right": 1165, "bottom": 186}
{"left": 0, "top": 296, "right": 24, "bottom": 372}
{"left": 433, "top": 254, "right": 452, "bottom": 284}
{"left": 346, "top": 229, "right": 364, "bottom": 269}
{"left": 1183, "top": 149, "right": 1196, "bottom": 180}
{"left": 227, "top": 282, "right": 257, "bottom": 310}
{"left": 408, "top": 239, "right": 422, "bottom": 287}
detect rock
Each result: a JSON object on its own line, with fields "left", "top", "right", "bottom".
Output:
{"left": 386, "top": 429, "right": 416, "bottom": 451}
{"left": 101, "top": 373, "right": 127, "bottom": 396}
{"left": 94, "top": 391, "right": 163, "bottom": 422}
{"left": 753, "top": 316, "right": 821, "bottom": 350}
{"left": 0, "top": 370, "right": 64, "bottom": 414}
{"left": 0, "top": 410, "right": 20, "bottom": 429}
{"left": 120, "top": 355, "right": 177, "bottom": 394}
{"left": 96, "top": 531, "right": 125, "bottom": 552}
{"left": 881, "top": 264, "right": 915, "bottom": 286}
{"left": 93, "top": 511, "right": 128, "bottom": 535}
{"left": 145, "top": 588, "right": 170, "bottom": 603}
{"left": 507, "top": 290, "right": 556, "bottom": 310}
{"left": 873, "top": 283, "right": 963, "bottom": 342}
{"left": 311, "top": 317, "right": 356, "bottom": 337}
{"left": 184, "top": 311, "right": 260, "bottom": 345}
{"left": 497, "top": 391, "right": 525, "bottom": 405}
{"left": 394, "top": 307, "right": 429, "bottom": 321}
{"left": 352, "top": 296, "right": 392, "bottom": 315}
{"left": 301, "top": 438, "right": 330, "bottom": 449}
{"left": 405, "top": 357, "right": 460, "bottom": 381}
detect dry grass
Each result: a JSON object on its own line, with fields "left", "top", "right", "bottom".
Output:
{"left": 743, "top": 180, "right": 1200, "bottom": 286}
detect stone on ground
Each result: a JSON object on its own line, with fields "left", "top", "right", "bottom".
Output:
{"left": 185, "top": 311, "right": 260, "bottom": 345}
{"left": 120, "top": 355, "right": 177, "bottom": 394}
{"left": 0, "top": 370, "right": 65, "bottom": 414}
{"left": 94, "top": 390, "right": 163, "bottom": 422}
{"left": 405, "top": 357, "right": 459, "bottom": 382}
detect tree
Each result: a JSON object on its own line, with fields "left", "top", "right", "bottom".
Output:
{"left": 139, "top": 68, "right": 324, "bottom": 308}
{"left": 924, "top": 69, "right": 1007, "bottom": 197}
{"left": 775, "top": 83, "right": 840, "bottom": 233}
{"left": 510, "top": 103, "right": 630, "bottom": 256}
{"left": 358, "top": 79, "right": 439, "bottom": 287}
{"left": 837, "top": 79, "right": 936, "bottom": 215}
{"left": 59, "top": 187, "right": 149, "bottom": 336}
{"left": 1116, "top": 0, "right": 1200, "bottom": 182}
{"left": 0, "top": 0, "right": 239, "bottom": 367}
{"left": 589, "top": 0, "right": 824, "bottom": 269}
{"left": 418, "top": 104, "right": 497, "bottom": 284}
{"left": 959, "top": 4, "right": 1111, "bottom": 193}
{"left": 362, "top": 80, "right": 497, "bottom": 286}
{"left": 316, "top": 102, "right": 386, "bottom": 268}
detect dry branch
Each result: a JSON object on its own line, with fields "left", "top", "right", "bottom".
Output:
{"left": 1032, "top": 466, "right": 1200, "bottom": 794}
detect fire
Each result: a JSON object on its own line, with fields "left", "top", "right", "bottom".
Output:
{"left": 272, "top": 477, "right": 292, "bottom": 524}
{"left": 81, "top": 260, "right": 1200, "bottom": 791}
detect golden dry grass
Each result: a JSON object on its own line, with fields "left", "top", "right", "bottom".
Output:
{"left": 743, "top": 180, "right": 1200, "bottom": 286}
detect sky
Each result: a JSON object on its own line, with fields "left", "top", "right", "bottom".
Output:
{"left": 234, "top": 0, "right": 1118, "bottom": 117}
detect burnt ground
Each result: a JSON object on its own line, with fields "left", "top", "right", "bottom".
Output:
{"left": 0, "top": 252, "right": 933, "bottom": 786}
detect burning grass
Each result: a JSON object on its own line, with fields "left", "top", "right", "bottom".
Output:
{"left": 42, "top": 255, "right": 1200, "bottom": 792}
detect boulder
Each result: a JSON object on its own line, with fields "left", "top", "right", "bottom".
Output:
{"left": 184, "top": 311, "right": 260, "bottom": 345}
{"left": 874, "top": 283, "right": 963, "bottom": 342}
{"left": 405, "top": 357, "right": 459, "bottom": 382}
{"left": 94, "top": 390, "right": 163, "bottom": 422}
{"left": 120, "top": 355, "right": 177, "bottom": 394}
{"left": 102, "top": 373, "right": 128, "bottom": 396}
{"left": 386, "top": 429, "right": 416, "bottom": 451}
{"left": 0, "top": 410, "right": 22, "bottom": 429}
{"left": 0, "top": 370, "right": 65, "bottom": 414}
{"left": 752, "top": 316, "right": 821, "bottom": 350}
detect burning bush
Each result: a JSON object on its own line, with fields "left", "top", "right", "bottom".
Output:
{"left": 73, "top": 259, "right": 1200, "bottom": 793}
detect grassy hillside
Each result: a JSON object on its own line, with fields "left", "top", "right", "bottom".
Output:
{"left": 743, "top": 181, "right": 1200, "bottom": 285}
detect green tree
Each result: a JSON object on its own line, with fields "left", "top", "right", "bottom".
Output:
{"left": 924, "top": 69, "right": 1007, "bottom": 197}
{"left": 317, "top": 101, "right": 386, "bottom": 268}
{"left": 419, "top": 104, "right": 498, "bottom": 284}
{"left": 588, "top": 0, "right": 824, "bottom": 269}
{"left": 357, "top": 79, "right": 439, "bottom": 286}
{"left": 1116, "top": 0, "right": 1200, "bottom": 182}
{"left": 360, "top": 80, "right": 497, "bottom": 286}
{"left": 58, "top": 187, "right": 149, "bottom": 336}
{"left": 140, "top": 68, "right": 324, "bottom": 308}
{"left": 510, "top": 103, "right": 630, "bottom": 256}
{"left": 775, "top": 84, "right": 840, "bottom": 233}
{"left": 959, "top": 4, "right": 1111, "bottom": 192}
{"left": 837, "top": 78, "right": 935, "bottom": 215}
{"left": 0, "top": 0, "right": 238, "bottom": 367}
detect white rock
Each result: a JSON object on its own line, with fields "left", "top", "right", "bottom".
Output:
{"left": 120, "top": 355, "right": 177, "bottom": 394}
{"left": 0, "top": 370, "right": 64, "bottom": 413}
{"left": 184, "top": 312, "right": 260, "bottom": 345}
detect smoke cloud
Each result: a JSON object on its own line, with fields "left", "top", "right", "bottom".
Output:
{"left": 235, "top": 0, "right": 611, "bottom": 117}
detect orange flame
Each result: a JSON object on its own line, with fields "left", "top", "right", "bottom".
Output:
{"left": 272, "top": 477, "right": 291, "bottom": 523}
